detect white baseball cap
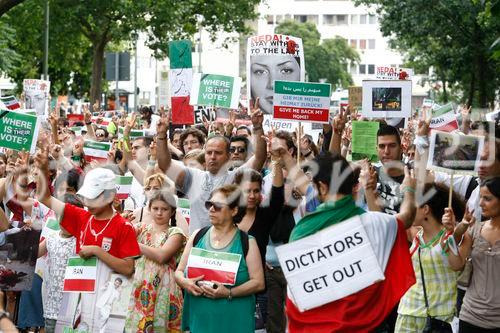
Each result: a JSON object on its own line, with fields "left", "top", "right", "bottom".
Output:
{"left": 77, "top": 168, "right": 116, "bottom": 200}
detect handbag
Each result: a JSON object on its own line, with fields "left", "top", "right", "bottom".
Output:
{"left": 418, "top": 247, "right": 453, "bottom": 333}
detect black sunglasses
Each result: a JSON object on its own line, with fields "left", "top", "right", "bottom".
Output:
{"left": 204, "top": 200, "right": 226, "bottom": 211}
{"left": 230, "top": 147, "right": 246, "bottom": 154}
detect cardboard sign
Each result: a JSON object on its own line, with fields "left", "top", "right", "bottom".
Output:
{"left": 348, "top": 86, "right": 362, "bottom": 108}
{"left": 23, "top": 79, "right": 51, "bottom": 117}
{"left": 429, "top": 103, "right": 458, "bottom": 132}
{"left": 187, "top": 248, "right": 242, "bottom": 285}
{"left": 169, "top": 40, "right": 194, "bottom": 124}
{"left": 0, "top": 96, "right": 21, "bottom": 110}
{"left": 276, "top": 215, "right": 385, "bottom": 312}
{"left": 351, "top": 121, "right": 379, "bottom": 162}
{"left": 362, "top": 80, "right": 412, "bottom": 118}
{"left": 0, "top": 110, "right": 41, "bottom": 153}
{"left": 427, "top": 130, "right": 484, "bottom": 175}
{"left": 375, "top": 66, "right": 413, "bottom": 80}
{"left": 63, "top": 257, "right": 98, "bottom": 293}
{"left": 83, "top": 140, "right": 111, "bottom": 162}
{"left": 190, "top": 73, "right": 242, "bottom": 109}
{"left": 273, "top": 81, "right": 331, "bottom": 123}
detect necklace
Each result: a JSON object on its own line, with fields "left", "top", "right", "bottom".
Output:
{"left": 81, "top": 213, "right": 116, "bottom": 248}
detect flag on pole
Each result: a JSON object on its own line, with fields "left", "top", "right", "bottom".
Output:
{"left": 83, "top": 140, "right": 111, "bottom": 162}
{"left": 169, "top": 40, "right": 194, "bottom": 124}
{"left": 0, "top": 96, "right": 21, "bottom": 110}
{"left": 115, "top": 175, "right": 133, "bottom": 199}
{"left": 430, "top": 103, "right": 459, "bottom": 132}
{"left": 177, "top": 198, "right": 191, "bottom": 224}
{"left": 63, "top": 257, "right": 98, "bottom": 293}
{"left": 187, "top": 248, "right": 242, "bottom": 285}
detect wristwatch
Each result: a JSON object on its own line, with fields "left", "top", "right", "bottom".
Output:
{"left": 0, "top": 310, "right": 10, "bottom": 321}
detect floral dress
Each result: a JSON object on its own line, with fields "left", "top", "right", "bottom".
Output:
{"left": 125, "top": 224, "right": 185, "bottom": 332}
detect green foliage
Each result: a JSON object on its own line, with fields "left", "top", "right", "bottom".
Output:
{"left": 0, "top": 20, "right": 19, "bottom": 73}
{"left": 354, "top": 0, "right": 500, "bottom": 108}
{"left": 275, "top": 20, "right": 359, "bottom": 89}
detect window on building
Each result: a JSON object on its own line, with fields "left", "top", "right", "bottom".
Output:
{"left": 276, "top": 15, "right": 283, "bottom": 24}
{"left": 324, "top": 14, "right": 347, "bottom": 25}
{"left": 350, "top": 63, "right": 357, "bottom": 74}
{"left": 324, "top": 15, "right": 334, "bottom": 25}
{"left": 350, "top": 39, "right": 357, "bottom": 49}
{"left": 336, "top": 15, "right": 347, "bottom": 25}
{"left": 359, "top": 64, "right": 366, "bottom": 74}
{"left": 368, "top": 39, "right": 376, "bottom": 49}
{"left": 359, "top": 39, "right": 367, "bottom": 49}
{"left": 295, "top": 15, "right": 318, "bottom": 24}
{"left": 360, "top": 14, "right": 367, "bottom": 24}
{"left": 351, "top": 14, "right": 358, "bottom": 24}
{"left": 266, "top": 15, "right": 274, "bottom": 25}
{"left": 307, "top": 15, "right": 319, "bottom": 24}
{"left": 368, "top": 64, "right": 375, "bottom": 74}
{"left": 295, "top": 15, "right": 307, "bottom": 23}
{"left": 369, "top": 14, "right": 377, "bottom": 24}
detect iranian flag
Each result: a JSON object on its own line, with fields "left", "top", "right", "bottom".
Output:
{"left": 187, "top": 248, "right": 241, "bottom": 285}
{"left": 430, "top": 103, "right": 459, "bottom": 132}
{"left": 115, "top": 175, "right": 133, "bottom": 199}
{"left": 118, "top": 127, "right": 145, "bottom": 139}
{"left": 91, "top": 116, "right": 111, "bottom": 126}
{"left": 63, "top": 257, "right": 98, "bottom": 293}
{"left": 169, "top": 40, "right": 194, "bottom": 124}
{"left": 0, "top": 96, "right": 21, "bottom": 110}
{"left": 178, "top": 198, "right": 190, "bottom": 224}
{"left": 83, "top": 140, "right": 111, "bottom": 162}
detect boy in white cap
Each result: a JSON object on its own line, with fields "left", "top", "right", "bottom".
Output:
{"left": 35, "top": 150, "right": 140, "bottom": 276}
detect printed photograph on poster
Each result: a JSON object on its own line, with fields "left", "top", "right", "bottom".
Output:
{"left": 427, "top": 131, "right": 484, "bottom": 175}
{"left": 55, "top": 261, "right": 132, "bottom": 333}
{"left": 362, "top": 80, "right": 412, "bottom": 118}
{"left": 247, "top": 34, "right": 305, "bottom": 115}
{"left": 23, "top": 79, "right": 51, "bottom": 117}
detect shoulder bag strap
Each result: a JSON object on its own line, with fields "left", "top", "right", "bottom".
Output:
{"left": 418, "top": 247, "right": 431, "bottom": 316}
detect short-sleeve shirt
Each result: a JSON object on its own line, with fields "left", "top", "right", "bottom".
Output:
{"left": 60, "top": 203, "right": 140, "bottom": 259}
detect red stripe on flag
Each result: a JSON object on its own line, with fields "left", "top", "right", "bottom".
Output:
{"left": 84, "top": 156, "right": 108, "bottom": 163}
{"left": 433, "top": 120, "right": 459, "bottom": 133}
{"left": 187, "top": 267, "right": 236, "bottom": 285}
{"left": 171, "top": 96, "right": 194, "bottom": 125}
{"left": 63, "top": 279, "right": 95, "bottom": 292}
{"left": 115, "top": 193, "right": 129, "bottom": 200}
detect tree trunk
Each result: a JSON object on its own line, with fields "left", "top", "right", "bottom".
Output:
{"left": 467, "top": 72, "right": 475, "bottom": 108}
{"left": 89, "top": 37, "right": 107, "bottom": 109}
{"left": 477, "top": 53, "right": 488, "bottom": 108}
{"left": 441, "top": 72, "right": 448, "bottom": 103}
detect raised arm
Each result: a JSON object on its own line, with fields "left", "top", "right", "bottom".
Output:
{"left": 359, "top": 161, "right": 381, "bottom": 212}
{"left": 329, "top": 108, "right": 347, "bottom": 155}
{"left": 242, "top": 98, "right": 267, "bottom": 171}
{"left": 34, "top": 148, "right": 65, "bottom": 218}
{"left": 396, "top": 167, "right": 417, "bottom": 229}
{"left": 83, "top": 105, "right": 96, "bottom": 140}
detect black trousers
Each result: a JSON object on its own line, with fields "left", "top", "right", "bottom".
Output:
{"left": 265, "top": 266, "right": 287, "bottom": 333}
{"left": 459, "top": 320, "right": 500, "bottom": 333}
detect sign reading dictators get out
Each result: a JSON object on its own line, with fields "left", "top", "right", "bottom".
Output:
{"left": 276, "top": 215, "right": 385, "bottom": 312}
{"left": 273, "top": 81, "right": 331, "bottom": 123}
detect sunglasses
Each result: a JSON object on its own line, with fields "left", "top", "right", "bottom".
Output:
{"left": 204, "top": 200, "right": 227, "bottom": 211}
{"left": 230, "top": 147, "right": 246, "bottom": 154}
{"left": 96, "top": 133, "right": 105, "bottom": 137}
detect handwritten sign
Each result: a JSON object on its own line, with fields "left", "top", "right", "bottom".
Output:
{"left": 273, "top": 81, "right": 331, "bottom": 123}
{"left": 276, "top": 216, "right": 385, "bottom": 312}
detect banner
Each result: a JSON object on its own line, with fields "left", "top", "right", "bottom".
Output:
{"left": 115, "top": 176, "right": 133, "bottom": 200}
{"left": 429, "top": 103, "right": 459, "bottom": 132}
{"left": 83, "top": 140, "right": 111, "bottom": 162}
{"left": 273, "top": 81, "right": 331, "bottom": 123}
{"left": 67, "top": 114, "right": 84, "bottom": 127}
{"left": 348, "top": 87, "right": 362, "bottom": 108}
{"left": 0, "top": 96, "right": 21, "bottom": 110}
{"left": 23, "top": 79, "right": 51, "bottom": 117}
{"left": 375, "top": 66, "right": 413, "bottom": 80}
{"left": 186, "top": 247, "right": 242, "bottom": 285}
{"left": 63, "top": 257, "right": 98, "bottom": 293}
{"left": 117, "top": 127, "right": 145, "bottom": 139}
{"left": 169, "top": 40, "right": 194, "bottom": 124}
{"left": 247, "top": 34, "right": 305, "bottom": 115}
{"left": 276, "top": 216, "right": 385, "bottom": 312}
{"left": 190, "top": 73, "right": 242, "bottom": 109}
{"left": 361, "top": 80, "right": 412, "bottom": 119}
{"left": 0, "top": 110, "right": 41, "bottom": 153}
{"left": 177, "top": 198, "right": 191, "bottom": 225}
{"left": 351, "top": 121, "right": 379, "bottom": 161}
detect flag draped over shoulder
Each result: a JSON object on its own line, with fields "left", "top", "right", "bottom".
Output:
{"left": 286, "top": 195, "right": 416, "bottom": 333}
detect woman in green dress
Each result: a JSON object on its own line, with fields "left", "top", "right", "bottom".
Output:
{"left": 175, "top": 184, "right": 265, "bottom": 333}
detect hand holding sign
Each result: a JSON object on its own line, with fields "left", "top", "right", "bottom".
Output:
{"left": 442, "top": 208, "right": 456, "bottom": 233}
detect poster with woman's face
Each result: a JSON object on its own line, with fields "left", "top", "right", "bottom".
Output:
{"left": 23, "top": 79, "right": 50, "bottom": 117}
{"left": 247, "top": 34, "right": 305, "bottom": 115}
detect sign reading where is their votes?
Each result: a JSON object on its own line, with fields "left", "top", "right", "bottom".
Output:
{"left": 190, "top": 73, "right": 242, "bottom": 110}
{"left": 0, "top": 110, "right": 41, "bottom": 154}
{"left": 276, "top": 215, "right": 385, "bottom": 312}
{"left": 273, "top": 81, "right": 331, "bottom": 123}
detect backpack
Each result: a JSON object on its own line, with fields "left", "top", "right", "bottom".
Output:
{"left": 193, "top": 226, "right": 249, "bottom": 258}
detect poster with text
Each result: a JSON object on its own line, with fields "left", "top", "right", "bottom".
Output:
{"left": 361, "top": 80, "right": 412, "bottom": 119}
{"left": 247, "top": 34, "right": 305, "bottom": 115}
{"left": 0, "top": 110, "right": 41, "bottom": 153}
{"left": 375, "top": 66, "right": 413, "bottom": 80}
{"left": 190, "top": 73, "right": 242, "bottom": 109}
{"left": 23, "top": 79, "right": 51, "bottom": 117}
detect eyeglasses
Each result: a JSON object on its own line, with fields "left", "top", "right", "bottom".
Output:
{"left": 96, "top": 132, "right": 105, "bottom": 138}
{"left": 230, "top": 147, "right": 246, "bottom": 154}
{"left": 204, "top": 200, "right": 227, "bottom": 211}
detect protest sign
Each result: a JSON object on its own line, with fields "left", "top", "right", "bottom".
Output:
{"left": 56, "top": 261, "right": 132, "bottom": 333}
{"left": 70, "top": 126, "right": 84, "bottom": 136}
{"left": 35, "top": 208, "right": 62, "bottom": 279}
{"left": 0, "top": 110, "right": 41, "bottom": 154}
{"left": 422, "top": 98, "right": 434, "bottom": 108}
{"left": 187, "top": 248, "right": 242, "bottom": 285}
{"left": 351, "top": 121, "right": 379, "bottom": 162}
{"left": 177, "top": 198, "right": 191, "bottom": 225}
{"left": 67, "top": 114, "right": 84, "bottom": 126}
{"left": 429, "top": 103, "right": 459, "bottom": 132}
{"left": 63, "top": 257, "right": 98, "bottom": 293}
{"left": 0, "top": 96, "right": 21, "bottom": 110}
{"left": 169, "top": 40, "right": 194, "bottom": 124}
{"left": 83, "top": 140, "right": 111, "bottom": 162}
{"left": 194, "top": 106, "right": 217, "bottom": 125}
{"left": 348, "top": 87, "right": 362, "bottom": 108}
{"left": 486, "top": 109, "right": 500, "bottom": 121}
{"left": 375, "top": 66, "right": 413, "bottom": 80}
{"left": 23, "top": 79, "right": 50, "bottom": 117}
{"left": 158, "top": 70, "right": 170, "bottom": 108}
{"left": 273, "top": 81, "right": 331, "bottom": 123}
{"left": 91, "top": 116, "right": 111, "bottom": 126}
{"left": 276, "top": 215, "right": 385, "bottom": 312}
{"left": 115, "top": 176, "right": 133, "bottom": 199}
{"left": 362, "top": 80, "right": 412, "bottom": 118}
{"left": 190, "top": 73, "right": 242, "bottom": 109}
{"left": 427, "top": 130, "right": 484, "bottom": 175}
{"left": 247, "top": 34, "right": 305, "bottom": 115}
{"left": 117, "top": 127, "right": 145, "bottom": 139}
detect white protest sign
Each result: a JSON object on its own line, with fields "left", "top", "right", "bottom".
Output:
{"left": 375, "top": 66, "right": 413, "bottom": 80}
{"left": 429, "top": 103, "right": 458, "bottom": 132}
{"left": 276, "top": 215, "right": 385, "bottom": 312}
{"left": 486, "top": 110, "right": 500, "bottom": 121}
{"left": 23, "top": 79, "right": 51, "bottom": 117}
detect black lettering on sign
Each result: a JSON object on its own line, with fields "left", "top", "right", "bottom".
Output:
{"left": 302, "top": 274, "right": 329, "bottom": 293}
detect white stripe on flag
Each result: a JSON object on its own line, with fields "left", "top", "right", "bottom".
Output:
{"left": 187, "top": 252, "right": 240, "bottom": 273}
{"left": 64, "top": 266, "right": 97, "bottom": 280}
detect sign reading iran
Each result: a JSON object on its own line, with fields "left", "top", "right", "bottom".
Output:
{"left": 63, "top": 257, "right": 98, "bottom": 293}
{"left": 83, "top": 140, "right": 111, "bottom": 162}
{"left": 115, "top": 176, "right": 133, "bottom": 199}
{"left": 276, "top": 216, "right": 385, "bottom": 312}
{"left": 430, "top": 103, "right": 458, "bottom": 132}
{"left": 190, "top": 73, "right": 242, "bottom": 109}
{"left": 187, "top": 248, "right": 242, "bottom": 285}
{"left": 273, "top": 81, "right": 331, "bottom": 123}
{"left": 375, "top": 66, "right": 413, "bottom": 80}
{"left": 177, "top": 198, "right": 191, "bottom": 224}
{"left": 0, "top": 110, "right": 41, "bottom": 153}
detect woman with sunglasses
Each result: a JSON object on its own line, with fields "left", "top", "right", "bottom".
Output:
{"left": 175, "top": 184, "right": 265, "bottom": 333}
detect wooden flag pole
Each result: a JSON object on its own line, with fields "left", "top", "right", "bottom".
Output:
{"left": 297, "top": 122, "right": 301, "bottom": 167}
{"left": 448, "top": 171, "right": 454, "bottom": 208}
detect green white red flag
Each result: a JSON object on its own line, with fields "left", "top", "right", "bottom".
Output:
{"left": 430, "top": 103, "right": 458, "bottom": 132}
{"left": 0, "top": 96, "right": 21, "bottom": 110}
{"left": 187, "top": 247, "right": 241, "bottom": 285}
{"left": 63, "top": 257, "right": 98, "bottom": 293}
{"left": 115, "top": 175, "right": 133, "bottom": 199}
{"left": 177, "top": 198, "right": 190, "bottom": 224}
{"left": 169, "top": 40, "right": 194, "bottom": 124}
{"left": 83, "top": 140, "right": 111, "bottom": 162}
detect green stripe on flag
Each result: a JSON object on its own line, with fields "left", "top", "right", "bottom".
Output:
{"left": 191, "top": 247, "right": 240, "bottom": 262}
{"left": 432, "top": 103, "right": 453, "bottom": 117}
{"left": 115, "top": 175, "right": 133, "bottom": 185}
{"left": 83, "top": 140, "right": 111, "bottom": 150}
{"left": 118, "top": 127, "right": 144, "bottom": 138}
{"left": 67, "top": 257, "right": 97, "bottom": 267}
{"left": 177, "top": 198, "right": 190, "bottom": 209}
{"left": 169, "top": 40, "right": 193, "bottom": 69}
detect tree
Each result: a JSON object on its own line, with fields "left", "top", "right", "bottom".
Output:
{"left": 354, "top": 0, "right": 500, "bottom": 108}
{"left": 0, "top": 21, "right": 19, "bottom": 73}
{"left": 0, "top": 0, "right": 24, "bottom": 17}
{"left": 275, "top": 20, "right": 359, "bottom": 88}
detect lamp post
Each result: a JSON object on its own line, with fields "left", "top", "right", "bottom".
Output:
{"left": 43, "top": 0, "right": 49, "bottom": 80}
